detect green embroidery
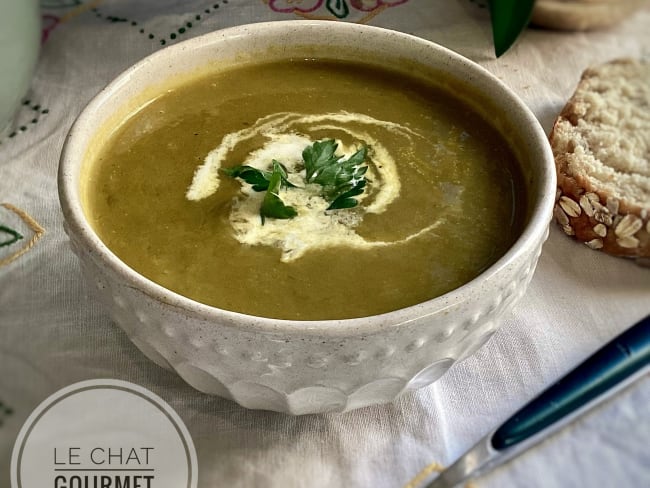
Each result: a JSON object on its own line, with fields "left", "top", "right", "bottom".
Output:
{"left": 0, "top": 204, "right": 45, "bottom": 266}
{"left": 327, "top": 0, "right": 349, "bottom": 19}
{"left": 0, "top": 225, "right": 23, "bottom": 248}
{"left": 91, "top": 1, "right": 230, "bottom": 45}
{"left": 0, "top": 100, "right": 49, "bottom": 145}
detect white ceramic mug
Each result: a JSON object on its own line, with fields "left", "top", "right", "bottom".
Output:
{"left": 0, "top": 0, "right": 40, "bottom": 133}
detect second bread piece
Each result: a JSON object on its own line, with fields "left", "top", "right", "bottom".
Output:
{"left": 531, "top": 0, "right": 647, "bottom": 31}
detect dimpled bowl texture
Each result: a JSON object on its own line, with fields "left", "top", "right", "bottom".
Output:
{"left": 58, "top": 21, "right": 556, "bottom": 414}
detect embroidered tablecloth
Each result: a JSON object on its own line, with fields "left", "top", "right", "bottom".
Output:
{"left": 1, "top": 1, "right": 649, "bottom": 487}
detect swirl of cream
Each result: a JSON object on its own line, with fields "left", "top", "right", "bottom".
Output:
{"left": 186, "top": 111, "right": 442, "bottom": 262}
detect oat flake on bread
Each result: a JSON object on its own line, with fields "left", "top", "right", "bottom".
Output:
{"left": 550, "top": 58, "right": 650, "bottom": 263}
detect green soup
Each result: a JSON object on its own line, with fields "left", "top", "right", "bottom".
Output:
{"left": 85, "top": 59, "right": 525, "bottom": 320}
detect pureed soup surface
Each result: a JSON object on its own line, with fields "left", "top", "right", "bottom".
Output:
{"left": 86, "top": 59, "right": 525, "bottom": 320}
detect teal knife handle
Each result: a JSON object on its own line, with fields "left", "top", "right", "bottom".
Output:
{"left": 492, "top": 315, "right": 650, "bottom": 450}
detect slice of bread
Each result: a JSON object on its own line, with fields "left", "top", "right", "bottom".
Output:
{"left": 531, "top": 0, "right": 647, "bottom": 31}
{"left": 550, "top": 58, "right": 650, "bottom": 263}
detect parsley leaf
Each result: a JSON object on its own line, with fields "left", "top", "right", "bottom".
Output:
{"left": 303, "top": 139, "right": 341, "bottom": 181}
{"left": 222, "top": 162, "right": 295, "bottom": 192}
{"left": 222, "top": 139, "right": 368, "bottom": 223}
{"left": 260, "top": 160, "right": 297, "bottom": 223}
{"left": 328, "top": 178, "right": 367, "bottom": 210}
{"left": 304, "top": 140, "right": 368, "bottom": 210}
{"left": 221, "top": 165, "right": 271, "bottom": 191}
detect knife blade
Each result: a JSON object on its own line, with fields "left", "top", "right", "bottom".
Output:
{"left": 423, "top": 314, "right": 650, "bottom": 488}
{"left": 489, "top": 0, "right": 536, "bottom": 57}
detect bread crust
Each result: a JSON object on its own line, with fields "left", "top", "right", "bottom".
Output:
{"left": 531, "top": 0, "right": 647, "bottom": 31}
{"left": 550, "top": 59, "right": 650, "bottom": 262}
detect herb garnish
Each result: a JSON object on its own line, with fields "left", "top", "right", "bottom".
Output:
{"left": 221, "top": 160, "right": 295, "bottom": 192}
{"left": 303, "top": 140, "right": 367, "bottom": 210}
{"left": 260, "top": 160, "right": 298, "bottom": 223}
{"left": 222, "top": 139, "right": 368, "bottom": 222}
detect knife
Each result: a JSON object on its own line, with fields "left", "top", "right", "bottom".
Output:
{"left": 423, "top": 314, "right": 650, "bottom": 488}
{"left": 489, "top": 0, "right": 536, "bottom": 57}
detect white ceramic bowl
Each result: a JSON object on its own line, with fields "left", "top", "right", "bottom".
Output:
{"left": 59, "top": 21, "right": 556, "bottom": 414}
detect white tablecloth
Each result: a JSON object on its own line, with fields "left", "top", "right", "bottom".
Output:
{"left": 1, "top": 1, "right": 649, "bottom": 487}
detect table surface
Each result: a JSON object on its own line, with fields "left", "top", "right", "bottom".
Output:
{"left": 1, "top": 1, "right": 649, "bottom": 487}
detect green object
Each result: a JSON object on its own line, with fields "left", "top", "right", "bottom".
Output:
{"left": 489, "top": 0, "right": 536, "bottom": 57}
{"left": 222, "top": 163, "right": 295, "bottom": 192}
{"left": 492, "top": 314, "right": 650, "bottom": 449}
{"left": 0, "top": 224, "right": 23, "bottom": 247}
{"left": 259, "top": 161, "right": 298, "bottom": 223}
{"left": 303, "top": 140, "right": 367, "bottom": 210}
{"left": 223, "top": 139, "right": 369, "bottom": 222}
{"left": 222, "top": 165, "right": 272, "bottom": 191}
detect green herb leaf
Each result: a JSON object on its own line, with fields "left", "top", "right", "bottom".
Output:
{"left": 222, "top": 161, "right": 296, "bottom": 192}
{"left": 307, "top": 144, "right": 368, "bottom": 209}
{"left": 271, "top": 159, "right": 298, "bottom": 189}
{"left": 221, "top": 139, "right": 368, "bottom": 224}
{"left": 260, "top": 161, "right": 298, "bottom": 223}
{"left": 328, "top": 179, "right": 367, "bottom": 210}
{"left": 303, "top": 139, "right": 341, "bottom": 182}
{"left": 221, "top": 165, "right": 271, "bottom": 192}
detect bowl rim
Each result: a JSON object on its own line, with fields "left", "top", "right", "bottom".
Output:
{"left": 58, "top": 20, "right": 556, "bottom": 337}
